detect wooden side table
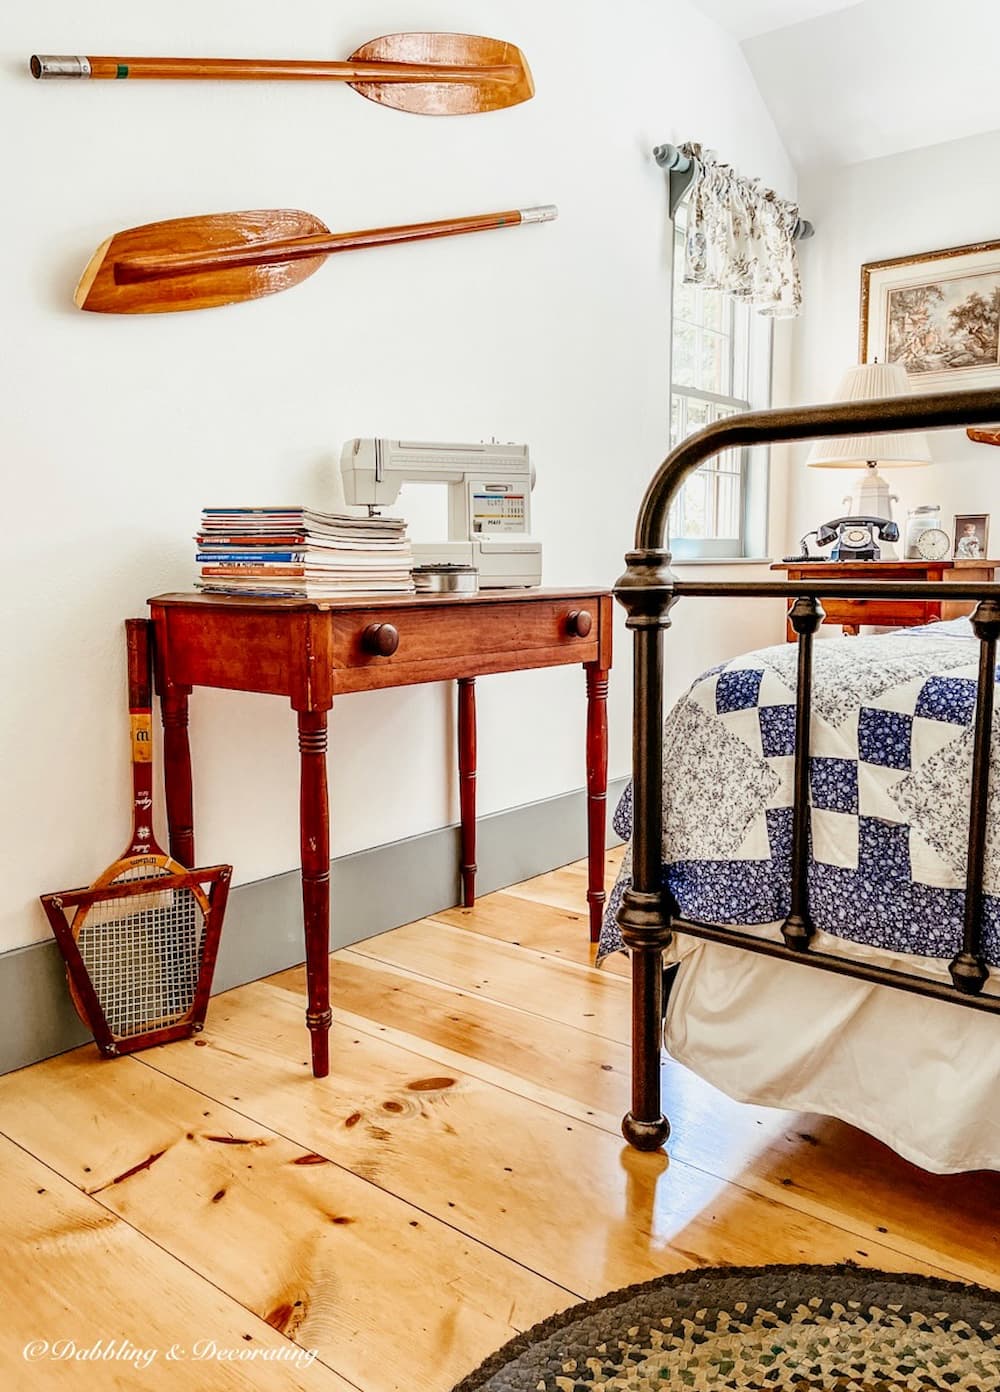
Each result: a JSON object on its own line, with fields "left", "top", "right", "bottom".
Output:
{"left": 148, "top": 588, "right": 613, "bottom": 1076}
{"left": 772, "top": 559, "right": 1000, "bottom": 639}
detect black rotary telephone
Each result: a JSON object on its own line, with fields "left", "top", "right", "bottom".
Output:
{"left": 784, "top": 515, "right": 899, "bottom": 563}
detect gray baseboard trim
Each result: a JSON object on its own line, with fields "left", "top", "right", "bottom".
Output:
{"left": 0, "top": 777, "right": 627, "bottom": 1076}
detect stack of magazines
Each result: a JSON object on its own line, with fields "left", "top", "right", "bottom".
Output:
{"left": 195, "top": 507, "right": 415, "bottom": 597}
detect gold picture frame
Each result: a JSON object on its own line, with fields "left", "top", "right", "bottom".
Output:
{"left": 860, "top": 239, "right": 1000, "bottom": 391}
{"left": 953, "top": 513, "right": 990, "bottom": 562}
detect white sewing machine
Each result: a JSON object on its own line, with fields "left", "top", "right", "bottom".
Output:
{"left": 339, "top": 438, "right": 542, "bottom": 587}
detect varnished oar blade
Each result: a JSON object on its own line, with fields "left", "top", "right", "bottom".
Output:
{"left": 347, "top": 32, "right": 533, "bottom": 115}
{"left": 75, "top": 210, "right": 330, "bottom": 314}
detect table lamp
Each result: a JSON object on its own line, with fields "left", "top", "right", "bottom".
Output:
{"left": 805, "top": 361, "right": 933, "bottom": 557}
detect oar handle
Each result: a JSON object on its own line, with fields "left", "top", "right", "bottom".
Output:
{"left": 114, "top": 207, "right": 558, "bottom": 285}
{"left": 31, "top": 54, "right": 519, "bottom": 83}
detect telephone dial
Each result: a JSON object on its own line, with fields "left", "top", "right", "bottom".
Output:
{"left": 784, "top": 516, "right": 899, "bottom": 563}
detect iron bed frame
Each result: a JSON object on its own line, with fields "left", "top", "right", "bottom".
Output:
{"left": 614, "top": 385, "right": 1000, "bottom": 1152}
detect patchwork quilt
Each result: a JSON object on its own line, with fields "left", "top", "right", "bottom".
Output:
{"left": 599, "top": 627, "right": 1000, "bottom": 967}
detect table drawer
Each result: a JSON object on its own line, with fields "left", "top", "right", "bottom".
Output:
{"left": 333, "top": 598, "right": 602, "bottom": 677}
{"left": 816, "top": 598, "right": 941, "bottom": 627}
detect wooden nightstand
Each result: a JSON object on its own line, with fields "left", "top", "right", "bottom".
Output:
{"left": 771, "top": 559, "right": 1000, "bottom": 640}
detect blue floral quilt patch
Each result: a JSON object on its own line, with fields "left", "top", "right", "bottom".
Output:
{"left": 600, "top": 632, "right": 1000, "bottom": 968}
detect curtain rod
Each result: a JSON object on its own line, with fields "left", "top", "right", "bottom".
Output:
{"left": 653, "top": 142, "right": 815, "bottom": 241}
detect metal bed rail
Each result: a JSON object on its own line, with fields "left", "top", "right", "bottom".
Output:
{"left": 613, "top": 386, "right": 1000, "bottom": 1152}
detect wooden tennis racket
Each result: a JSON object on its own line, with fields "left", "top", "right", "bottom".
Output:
{"left": 41, "top": 620, "right": 230, "bottom": 1053}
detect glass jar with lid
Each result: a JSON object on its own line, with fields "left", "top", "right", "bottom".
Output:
{"left": 904, "top": 504, "right": 942, "bottom": 559}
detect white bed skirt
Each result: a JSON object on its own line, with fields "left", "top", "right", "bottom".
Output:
{"left": 663, "top": 926, "right": 1000, "bottom": 1175}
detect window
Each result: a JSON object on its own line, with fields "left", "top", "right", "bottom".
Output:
{"left": 668, "top": 211, "right": 772, "bottom": 560}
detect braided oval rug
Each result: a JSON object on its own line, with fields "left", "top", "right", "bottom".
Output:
{"left": 452, "top": 1265, "right": 1000, "bottom": 1392}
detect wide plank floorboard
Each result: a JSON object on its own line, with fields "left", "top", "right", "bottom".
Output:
{"left": 0, "top": 1133, "right": 351, "bottom": 1391}
{"left": 139, "top": 981, "right": 964, "bottom": 1290}
{"left": 1, "top": 850, "right": 997, "bottom": 1392}
{"left": 431, "top": 893, "right": 629, "bottom": 976}
{"left": 270, "top": 949, "right": 631, "bottom": 1133}
{"left": 270, "top": 937, "right": 1000, "bottom": 1291}
{"left": 487, "top": 861, "right": 1000, "bottom": 1289}
{"left": 0, "top": 1051, "right": 572, "bottom": 1392}
{"left": 502, "top": 860, "right": 606, "bottom": 916}
{"left": 346, "top": 919, "right": 630, "bottom": 1044}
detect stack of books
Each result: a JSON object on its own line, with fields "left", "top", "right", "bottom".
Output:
{"left": 195, "top": 507, "right": 415, "bottom": 598}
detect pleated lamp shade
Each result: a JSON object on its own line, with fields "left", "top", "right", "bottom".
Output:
{"left": 806, "top": 362, "right": 933, "bottom": 468}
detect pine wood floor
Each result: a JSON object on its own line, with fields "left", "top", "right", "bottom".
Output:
{"left": 2, "top": 848, "right": 998, "bottom": 1390}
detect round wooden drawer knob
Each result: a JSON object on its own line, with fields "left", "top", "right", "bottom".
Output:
{"left": 362, "top": 622, "right": 400, "bottom": 657}
{"left": 567, "top": 609, "right": 593, "bottom": 638}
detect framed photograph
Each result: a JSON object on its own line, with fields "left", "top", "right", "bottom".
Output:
{"left": 860, "top": 239, "right": 1000, "bottom": 390}
{"left": 953, "top": 513, "right": 990, "bottom": 561}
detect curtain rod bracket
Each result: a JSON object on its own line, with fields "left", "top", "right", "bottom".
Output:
{"left": 653, "top": 142, "right": 814, "bottom": 241}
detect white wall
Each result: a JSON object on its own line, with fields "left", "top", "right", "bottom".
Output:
{"left": 788, "top": 127, "right": 1000, "bottom": 548}
{"left": 1, "top": 1, "right": 794, "bottom": 952}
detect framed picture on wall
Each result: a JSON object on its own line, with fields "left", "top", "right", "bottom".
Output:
{"left": 953, "top": 513, "right": 990, "bottom": 561}
{"left": 860, "top": 239, "right": 1000, "bottom": 391}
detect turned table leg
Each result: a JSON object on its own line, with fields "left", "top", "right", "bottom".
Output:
{"left": 159, "top": 682, "right": 195, "bottom": 867}
{"left": 585, "top": 664, "right": 609, "bottom": 943}
{"left": 298, "top": 709, "right": 332, "bottom": 1078}
{"left": 457, "top": 677, "right": 477, "bottom": 908}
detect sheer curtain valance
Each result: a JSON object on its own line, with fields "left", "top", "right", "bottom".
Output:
{"left": 679, "top": 143, "right": 802, "bottom": 318}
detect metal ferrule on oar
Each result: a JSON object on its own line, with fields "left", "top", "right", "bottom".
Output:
{"left": 31, "top": 32, "right": 535, "bottom": 115}
{"left": 75, "top": 205, "right": 559, "bottom": 314}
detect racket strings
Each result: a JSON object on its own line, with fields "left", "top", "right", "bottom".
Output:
{"left": 76, "top": 884, "right": 206, "bottom": 1038}
{"left": 88, "top": 862, "right": 174, "bottom": 924}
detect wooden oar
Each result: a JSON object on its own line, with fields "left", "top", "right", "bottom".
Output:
{"left": 75, "top": 205, "right": 558, "bottom": 314}
{"left": 31, "top": 31, "right": 534, "bottom": 115}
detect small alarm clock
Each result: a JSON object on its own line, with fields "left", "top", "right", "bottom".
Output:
{"left": 915, "top": 528, "right": 950, "bottom": 561}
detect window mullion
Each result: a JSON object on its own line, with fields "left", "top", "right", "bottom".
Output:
{"left": 669, "top": 203, "right": 770, "bottom": 559}
{"left": 670, "top": 384, "right": 750, "bottom": 411}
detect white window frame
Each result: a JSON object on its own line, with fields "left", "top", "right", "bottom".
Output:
{"left": 668, "top": 211, "right": 773, "bottom": 561}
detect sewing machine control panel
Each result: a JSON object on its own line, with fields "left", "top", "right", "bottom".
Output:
{"left": 471, "top": 482, "right": 527, "bottom": 533}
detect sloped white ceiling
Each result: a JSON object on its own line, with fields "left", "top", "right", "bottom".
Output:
{"left": 695, "top": 0, "right": 1000, "bottom": 169}
{"left": 692, "top": 0, "right": 861, "bottom": 41}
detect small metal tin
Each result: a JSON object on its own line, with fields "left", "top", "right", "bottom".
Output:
{"left": 411, "top": 564, "right": 479, "bottom": 594}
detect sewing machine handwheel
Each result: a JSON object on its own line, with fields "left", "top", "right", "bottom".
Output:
{"left": 567, "top": 609, "right": 593, "bottom": 638}
{"left": 362, "top": 622, "right": 400, "bottom": 657}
